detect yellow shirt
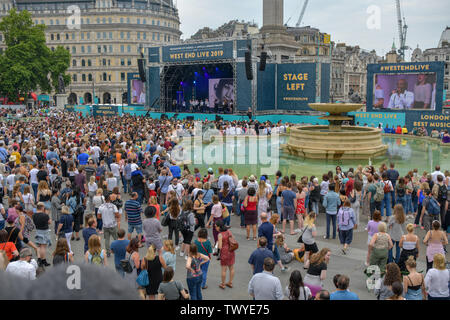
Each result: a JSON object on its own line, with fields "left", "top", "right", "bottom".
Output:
{"left": 11, "top": 151, "right": 21, "bottom": 164}
{"left": 402, "top": 127, "right": 408, "bottom": 134}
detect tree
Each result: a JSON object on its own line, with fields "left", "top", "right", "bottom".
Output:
{"left": 0, "top": 8, "right": 71, "bottom": 102}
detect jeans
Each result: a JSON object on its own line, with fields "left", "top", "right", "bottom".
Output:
{"left": 405, "top": 194, "right": 413, "bottom": 214}
{"left": 326, "top": 213, "right": 337, "bottom": 239}
{"left": 388, "top": 240, "right": 400, "bottom": 263}
{"left": 187, "top": 276, "right": 203, "bottom": 300}
{"left": 412, "top": 193, "right": 418, "bottom": 213}
{"left": 168, "top": 219, "right": 179, "bottom": 246}
{"left": 390, "top": 190, "right": 396, "bottom": 208}
{"left": 223, "top": 215, "right": 230, "bottom": 227}
{"left": 396, "top": 195, "right": 406, "bottom": 210}
{"left": 381, "top": 193, "right": 392, "bottom": 217}
{"left": 95, "top": 208, "right": 103, "bottom": 231}
{"left": 200, "top": 261, "right": 210, "bottom": 288}
{"left": 32, "top": 183, "right": 38, "bottom": 201}
{"left": 115, "top": 265, "right": 125, "bottom": 278}
{"left": 414, "top": 203, "right": 422, "bottom": 226}
{"left": 311, "top": 201, "right": 319, "bottom": 215}
{"left": 237, "top": 200, "right": 245, "bottom": 227}
{"left": 135, "top": 188, "right": 144, "bottom": 205}
{"left": 103, "top": 226, "right": 118, "bottom": 254}
{"left": 276, "top": 197, "right": 283, "bottom": 221}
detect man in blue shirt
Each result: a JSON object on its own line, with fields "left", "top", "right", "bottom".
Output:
{"left": 45, "top": 146, "right": 60, "bottom": 162}
{"left": 323, "top": 183, "right": 341, "bottom": 239}
{"left": 218, "top": 169, "right": 235, "bottom": 190}
{"left": 77, "top": 149, "right": 90, "bottom": 166}
{"left": 0, "top": 142, "right": 8, "bottom": 163}
{"left": 158, "top": 167, "right": 172, "bottom": 205}
{"left": 281, "top": 182, "right": 297, "bottom": 235}
{"left": 248, "top": 237, "right": 274, "bottom": 274}
{"left": 110, "top": 229, "right": 130, "bottom": 277}
{"left": 330, "top": 275, "right": 359, "bottom": 300}
{"left": 258, "top": 212, "right": 288, "bottom": 272}
{"left": 82, "top": 218, "right": 98, "bottom": 253}
{"left": 169, "top": 160, "right": 181, "bottom": 179}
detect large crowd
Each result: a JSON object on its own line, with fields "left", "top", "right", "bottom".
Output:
{"left": 0, "top": 111, "right": 448, "bottom": 300}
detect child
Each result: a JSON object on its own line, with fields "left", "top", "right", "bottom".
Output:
{"left": 275, "top": 234, "right": 294, "bottom": 265}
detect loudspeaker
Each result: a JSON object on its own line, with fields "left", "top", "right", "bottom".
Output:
{"left": 259, "top": 52, "right": 267, "bottom": 71}
{"left": 245, "top": 51, "right": 253, "bottom": 80}
{"left": 186, "top": 116, "right": 194, "bottom": 121}
{"left": 138, "top": 58, "right": 146, "bottom": 82}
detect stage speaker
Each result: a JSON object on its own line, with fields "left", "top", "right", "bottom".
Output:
{"left": 259, "top": 52, "right": 267, "bottom": 71}
{"left": 137, "top": 58, "right": 146, "bottom": 82}
{"left": 245, "top": 51, "right": 253, "bottom": 80}
{"left": 186, "top": 116, "right": 194, "bottom": 121}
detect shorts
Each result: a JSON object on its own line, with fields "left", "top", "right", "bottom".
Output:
{"left": 338, "top": 229, "right": 353, "bottom": 245}
{"left": 304, "top": 242, "right": 318, "bottom": 253}
{"left": 182, "top": 230, "right": 194, "bottom": 244}
{"left": 282, "top": 206, "right": 295, "bottom": 221}
{"left": 35, "top": 229, "right": 51, "bottom": 245}
{"left": 128, "top": 224, "right": 143, "bottom": 234}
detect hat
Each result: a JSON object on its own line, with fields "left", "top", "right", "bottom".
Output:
{"left": 149, "top": 183, "right": 156, "bottom": 190}
{"left": 208, "top": 168, "right": 213, "bottom": 173}
{"left": 260, "top": 176, "right": 266, "bottom": 181}
{"left": 249, "top": 175, "right": 255, "bottom": 181}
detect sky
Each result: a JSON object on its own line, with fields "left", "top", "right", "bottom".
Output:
{"left": 176, "top": 0, "right": 450, "bottom": 61}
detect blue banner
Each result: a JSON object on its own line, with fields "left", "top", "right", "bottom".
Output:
{"left": 276, "top": 63, "right": 316, "bottom": 110}
{"left": 148, "top": 67, "right": 160, "bottom": 109}
{"left": 350, "top": 111, "right": 406, "bottom": 128}
{"left": 257, "top": 63, "right": 276, "bottom": 111}
{"left": 148, "top": 47, "right": 160, "bottom": 63}
{"left": 92, "top": 105, "right": 118, "bottom": 117}
{"left": 162, "top": 41, "right": 233, "bottom": 63}
{"left": 236, "top": 39, "right": 249, "bottom": 58}
{"left": 236, "top": 62, "right": 252, "bottom": 111}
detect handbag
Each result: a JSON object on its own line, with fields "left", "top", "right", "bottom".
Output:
{"left": 222, "top": 206, "right": 229, "bottom": 219}
{"left": 161, "top": 213, "right": 170, "bottom": 227}
{"left": 297, "top": 226, "right": 308, "bottom": 243}
{"left": 228, "top": 231, "right": 239, "bottom": 252}
{"left": 136, "top": 269, "right": 149, "bottom": 287}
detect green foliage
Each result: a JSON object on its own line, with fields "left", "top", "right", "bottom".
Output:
{"left": 0, "top": 8, "right": 71, "bottom": 102}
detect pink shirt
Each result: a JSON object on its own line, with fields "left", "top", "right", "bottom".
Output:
{"left": 211, "top": 203, "right": 222, "bottom": 218}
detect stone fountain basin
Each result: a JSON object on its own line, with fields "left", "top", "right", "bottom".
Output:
{"left": 309, "top": 103, "right": 364, "bottom": 115}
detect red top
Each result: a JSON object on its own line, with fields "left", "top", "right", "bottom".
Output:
{"left": 246, "top": 198, "right": 257, "bottom": 211}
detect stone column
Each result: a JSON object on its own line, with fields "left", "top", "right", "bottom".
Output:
{"left": 263, "top": 0, "right": 283, "bottom": 27}
{"left": 55, "top": 93, "right": 68, "bottom": 109}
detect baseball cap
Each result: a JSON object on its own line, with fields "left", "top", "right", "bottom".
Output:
{"left": 260, "top": 176, "right": 267, "bottom": 181}
{"left": 208, "top": 168, "right": 213, "bottom": 173}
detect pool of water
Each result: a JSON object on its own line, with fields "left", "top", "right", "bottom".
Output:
{"left": 175, "top": 135, "right": 449, "bottom": 180}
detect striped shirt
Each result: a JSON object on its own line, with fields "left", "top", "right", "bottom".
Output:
{"left": 124, "top": 199, "right": 142, "bottom": 226}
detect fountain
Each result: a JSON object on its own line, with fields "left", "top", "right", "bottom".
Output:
{"left": 285, "top": 103, "right": 388, "bottom": 160}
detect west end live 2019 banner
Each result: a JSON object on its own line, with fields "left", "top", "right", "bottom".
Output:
{"left": 162, "top": 41, "right": 234, "bottom": 63}
{"left": 276, "top": 63, "right": 316, "bottom": 110}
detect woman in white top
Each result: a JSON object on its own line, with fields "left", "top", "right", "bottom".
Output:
{"left": 424, "top": 253, "right": 450, "bottom": 300}
{"left": 22, "top": 185, "right": 35, "bottom": 212}
{"left": 106, "top": 172, "right": 117, "bottom": 192}
{"left": 87, "top": 176, "right": 98, "bottom": 212}
{"left": 92, "top": 189, "right": 105, "bottom": 234}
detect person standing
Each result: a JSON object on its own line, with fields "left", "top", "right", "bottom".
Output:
{"left": 280, "top": 182, "right": 297, "bottom": 235}
{"left": 424, "top": 253, "right": 449, "bottom": 300}
{"left": 368, "top": 222, "right": 394, "bottom": 274}
{"left": 380, "top": 172, "right": 393, "bottom": 219}
{"left": 110, "top": 228, "right": 130, "bottom": 277}
{"left": 97, "top": 194, "right": 120, "bottom": 257}
{"left": 387, "top": 204, "right": 406, "bottom": 263}
{"left": 33, "top": 202, "right": 52, "bottom": 267}
{"left": 323, "top": 183, "right": 341, "bottom": 239}
{"left": 423, "top": 221, "right": 447, "bottom": 271}
{"left": 124, "top": 192, "right": 143, "bottom": 243}
{"left": 216, "top": 220, "right": 235, "bottom": 289}
{"left": 82, "top": 217, "right": 98, "bottom": 253}
{"left": 56, "top": 206, "right": 74, "bottom": 254}
{"left": 142, "top": 206, "right": 163, "bottom": 253}
{"left": 248, "top": 257, "right": 284, "bottom": 300}
{"left": 398, "top": 223, "right": 419, "bottom": 272}
{"left": 259, "top": 212, "right": 288, "bottom": 272}
{"left": 403, "top": 256, "right": 426, "bottom": 300}
{"left": 142, "top": 244, "right": 167, "bottom": 300}
{"left": 432, "top": 175, "right": 447, "bottom": 228}
{"left": 185, "top": 243, "right": 209, "bottom": 300}
{"left": 194, "top": 228, "right": 212, "bottom": 289}
{"left": 248, "top": 236, "right": 274, "bottom": 274}
{"left": 337, "top": 200, "right": 356, "bottom": 255}
{"left": 386, "top": 163, "right": 399, "bottom": 208}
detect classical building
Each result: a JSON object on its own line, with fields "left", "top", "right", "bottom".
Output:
{"left": 411, "top": 26, "right": 450, "bottom": 91}
{"left": 286, "top": 26, "right": 331, "bottom": 62}
{"left": 0, "top": 0, "right": 181, "bottom": 105}
{"left": 190, "top": 20, "right": 259, "bottom": 40}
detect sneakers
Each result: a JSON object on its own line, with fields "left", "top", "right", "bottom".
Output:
{"left": 184, "top": 255, "right": 188, "bottom": 260}
{"left": 180, "top": 251, "right": 184, "bottom": 257}
{"left": 175, "top": 246, "right": 180, "bottom": 251}
{"left": 281, "top": 266, "right": 289, "bottom": 272}
{"left": 323, "top": 236, "right": 329, "bottom": 239}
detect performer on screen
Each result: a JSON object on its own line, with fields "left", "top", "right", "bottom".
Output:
{"left": 413, "top": 74, "right": 432, "bottom": 109}
{"left": 387, "top": 79, "right": 414, "bottom": 110}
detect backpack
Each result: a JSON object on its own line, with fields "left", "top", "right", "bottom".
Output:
{"left": 52, "top": 176, "right": 63, "bottom": 192}
{"left": 383, "top": 181, "right": 391, "bottom": 194}
{"left": 437, "top": 184, "right": 447, "bottom": 202}
{"left": 176, "top": 211, "right": 190, "bottom": 233}
{"left": 396, "top": 186, "right": 406, "bottom": 198}
{"left": 120, "top": 253, "right": 134, "bottom": 273}
{"left": 374, "top": 183, "right": 384, "bottom": 202}
{"left": 425, "top": 196, "right": 440, "bottom": 216}
{"left": 339, "top": 207, "right": 351, "bottom": 226}
{"left": 90, "top": 251, "right": 104, "bottom": 265}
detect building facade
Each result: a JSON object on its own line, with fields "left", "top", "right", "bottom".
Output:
{"left": 0, "top": 0, "right": 181, "bottom": 105}
{"left": 190, "top": 20, "right": 259, "bottom": 40}
{"left": 411, "top": 27, "right": 450, "bottom": 92}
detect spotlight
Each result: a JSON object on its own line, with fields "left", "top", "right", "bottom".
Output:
{"left": 202, "top": 67, "right": 206, "bottom": 71}
{"left": 194, "top": 72, "right": 198, "bottom": 76}
{"left": 215, "top": 67, "right": 219, "bottom": 72}
{"left": 193, "top": 81, "right": 196, "bottom": 84}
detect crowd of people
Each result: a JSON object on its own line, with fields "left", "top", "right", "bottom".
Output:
{"left": 0, "top": 111, "right": 448, "bottom": 300}
{"left": 382, "top": 124, "right": 450, "bottom": 143}
{"left": 170, "top": 98, "right": 234, "bottom": 114}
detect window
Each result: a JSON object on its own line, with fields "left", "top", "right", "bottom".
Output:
{"left": 103, "top": 73, "right": 107, "bottom": 81}
{"left": 109, "top": 45, "right": 113, "bottom": 53}
{"left": 81, "top": 46, "right": 85, "bottom": 53}
{"left": 121, "top": 73, "right": 125, "bottom": 81}
{"left": 109, "top": 32, "right": 112, "bottom": 39}
{"left": 445, "top": 82, "right": 449, "bottom": 90}
{"left": 72, "top": 46, "right": 76, "bottom": 54}
{"left": 86, "top": 18, "right": 90, "bottom": 24}
{"left": 152, "top": 20, "right": 155, "bottom": 25}
{"left": 152, "top": 33, "right": 155, "bottom": 40}
{"left": 127, "top": 59, "right": 131, "bottom": 66}
{"left": 82, "top": 74, "right": 86, "bottom": 82}
{"left": 73, "top": 59, "right": 77, "bottom": 67}
{"left": 108, "top": 75, "right": 111, "bottom": 81}
{"left": 98, "top": 45, "right": 101, "bottom": 53}
{"left": 120, "top": 59, "right": 125, "bottom": 66}
{"left": 164, "top": 21, "right": 166, "bottom": 27}
{"left": 137, "top": 32, "right": 140, "bottom": 40}
{"left": 157, "top": 33, "right": 160, "bottom": 41}
{"left": 57, "top": 34, "right": 60, "bottom": 41}
{"left": 108, "top": 17, "right": 112, "bottom": 24}
{"left": 87, "top": 32, "right": 90, "bottom": 40}
{"left": 72, "top": 33, "right": 75, "bottom": 40}
{"left": 120, "top": 17, "right": 124, "bottom": 23}
{"left": 50, "top": 19, "right": 53, "bottom": 25}
{"left": 51, "top": 34, "right": 54, "bottom": 41}
{"left": 108, "top": 59, "right": 111, "bottom": 66}
{"left": 88, "top": 59, "right": 92, "bottom": 67}
{"left": 66, "top": 33, "right": 69, "bottom": 40}
{"left": 103, "top": 45, "right": 107, "bottom": 53}
{"left": 143, "top": 33, "right": 146, "bottom": 40}
{"left": 127, "top": 18, "right": 130, "bottom": 23}
{"left": 103, "top": 32, "right": 106, "bottom": 39}
{"left": 157, "top": 20, "right": 160, "bottom": 26}
{"left": 41, "top": 20, "right": 44, "bottom": 25}
{"left": 97, "top": 18, "right": 100, "bottom": 24}
{"left": 137, "top": 18, "right": 140, "bottom": 24}
{"left": 102, "top": 58, "right": 106, "bottom": 66}
{"left": 120, "top": 45, "right": 124, "bottom": 53}
{"left": 81, "top": 18, "right": 84, "bottom": 25}
{"left": 73, "top": 74, "right": 77, "bottom": 82}
{"left": 97, "top": 32, "right": 101, "bottom": 39}
{"left": 164, "top": 34, "right": 166, "bottom": 42}
{"left": 87, "top": 46, "right": 91, "bottom": 53}
{"left": 167, "top": 35, "right": 170, "bottom": 42}
{"left": 82, "top": 59, "right": 85, "bottom": 67}
{"left": 127, "top": 32, "right": 130, "bottom": 39}
{"left": 435, "top": 56, "right": 438, "bottom": 61}
{"left": 81, "top": 33, "right": 84, "bottom": 40}
{"left": 446, "top": 55, "right": 449, "bottom": 61}
{"left": 143, "top": 19, "right": 146, "bottom": 24}
{"left": 127, "top": 45, "right": 131, "bottom": 53}
{"left": 56, "top": 19, "right": 59, "bottom": 25}
{"left": 88, "top": 74, "right": 92, "bottom": 81}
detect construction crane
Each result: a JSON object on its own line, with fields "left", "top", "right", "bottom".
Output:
{"left": 295, "top": 0, "right": 309, "bottom": 27}
{"left": 395, "top": 0, "right": 409, "bottom": 60}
